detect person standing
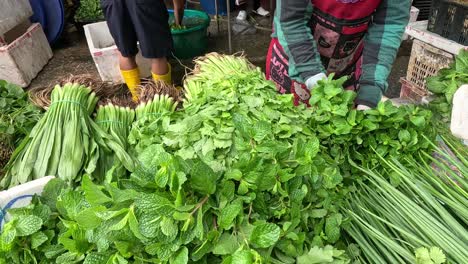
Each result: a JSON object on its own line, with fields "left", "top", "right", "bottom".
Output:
{"left": 266, "top": 0, "right": 411, "bottom": 109}
{"left": 236, "top": 0, "right": 270, "bottom": 22}
{"left": 101, "top": 0, "right": 185, "bottom": 101}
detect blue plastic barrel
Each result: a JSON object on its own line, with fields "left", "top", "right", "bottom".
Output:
{"left": 41, "top": 0, "right": 64, "bottom": 44}
{"left": 200, "top": 0, "right": 235, "bottom": 16}
{"left": 29, "top": 0, "right": 64, "bottom": 44}
{"left": 29, "top": 0, "right": 47, "bottom": 29}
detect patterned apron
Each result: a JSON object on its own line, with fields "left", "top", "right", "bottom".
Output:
{"left": 266, "top": 0, "right": 382, "bottom": 105}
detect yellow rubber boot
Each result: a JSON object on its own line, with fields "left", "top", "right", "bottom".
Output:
{"left": 152, "top": 63, "right": 172, "bottom": 85}
{"left": 121, "top": 68, "right": 141, "bottom": 102}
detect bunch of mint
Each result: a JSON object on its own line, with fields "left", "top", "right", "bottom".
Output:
{"left": 426, "top": 49, "right": 468, "bottom": 122}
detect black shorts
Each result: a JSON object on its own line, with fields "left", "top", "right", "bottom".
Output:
{"left": 101, "top": 0, "right": 173, "bottom": 58}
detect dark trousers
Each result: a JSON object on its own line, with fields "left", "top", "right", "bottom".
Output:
{"left": 101, "top": 0, "right": 173, "bottom": 58}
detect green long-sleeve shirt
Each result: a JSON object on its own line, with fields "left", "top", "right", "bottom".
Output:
{"left": 272, "top": 0, "right": 411, "bottom": 107}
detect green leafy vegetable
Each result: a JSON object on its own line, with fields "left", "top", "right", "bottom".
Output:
{"left": 426, "top": 49, "right": 468, "bottom": 121}
{"left": 1, "top": 83, "right": 135, "bottom": 189}
{"left": 250, "top": 222, "right": 281, "bottom": 248}
{"left": 0, "top": 53, "right": 443, "bottom": 263}
{"left": 95, "top": 104, "right": 135, "bottom": 182}
{"left": 343, "top": 135, "right": 468, "bottom": 264}
{"left": 74, "top": 0, "right": 104, "bottom": 22}
{"left": 0, "top": 80, "right": 42, "bottom": 174}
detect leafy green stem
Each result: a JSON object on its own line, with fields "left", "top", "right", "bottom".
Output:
{"left": 190, "top": 195, "right": 209, "bottom": 217}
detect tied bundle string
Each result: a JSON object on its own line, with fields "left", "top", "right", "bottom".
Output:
{"left": 50, "top": 100, "right": 88, "bottom": 112}
{"left": 96, "top": 120, "right": 126, "bottom": 126}
{"left": 144, "top": 112, "right": 163, "bottom": 117}
{"left": 140, "top": 112, "right": 165, "bottom": 119}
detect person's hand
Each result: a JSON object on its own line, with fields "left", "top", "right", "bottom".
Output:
{"left": 356, "top": 104, "right": 371, "bottom": 111}
{"left": 173, "top": 0, "right": 185, "bottom": 26}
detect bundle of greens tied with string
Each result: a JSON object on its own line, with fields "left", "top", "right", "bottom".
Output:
{"left": 94, "top": 103, "right": 136, "bottom": 182}
{"left": 1, "top": 82, "right": 135, "bottom": 189}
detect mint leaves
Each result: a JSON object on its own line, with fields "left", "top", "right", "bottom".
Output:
{"left": 189, "top": 160, "right": 217, "bottom": 195}
{"left": 250, "top": 222, "right": 281, "bottom": 248}
{"left": 427, "top": 50, "right": 468, "bottom": 121}
{"left": 15, "top": 215, "right": 43, "bottom": 237}
{"left": 297, "top": 245, "right": 349, "bottom": 264}
{"left": 218, "top": 199, "right": 242, "bottom": 230}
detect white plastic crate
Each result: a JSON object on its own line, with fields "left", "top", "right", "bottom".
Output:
{"left": 0, "top": 23, "right": 53, "bottom": 87}
{"left": 0, "top": 0, "right": 33, "bottom": 39}
{"left": 406, "top": 39, "right": 454, "bottom": 91}
{"left": 405, "top": 20, "right": 468, "bottom": 55}
{"left": 84, "top": 21, "right": 151, "bottom": 83}
{"left": 403, "top": 6, "right": 420, "bottom": 40}
{"left": 0, "top": 176, "right": 55, "bottom": 229}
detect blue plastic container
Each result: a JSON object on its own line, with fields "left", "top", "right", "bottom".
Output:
{"left": 29, "top": 0, "right": 47, "bottom": 29}
{"left": 200, "top": 0, "right": 235, "bottom": 16}
{"left": 29, "top": 0, "right": 64, "bottom": 44}
{"left": 41, "top": 0, "right": 64, "bottom": 44}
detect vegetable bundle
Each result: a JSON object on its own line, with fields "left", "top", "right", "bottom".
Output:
{"left": 1, "top": 83, "right": 134, "bottom": 189}
{"left": 344, "top": 135, "right": 468, "bottom": 264}
{"left": 94, "top": 104, "right": 135, "bottom": 182}
{"left": 134, "top": 93, "right": 178, "bottom": 121}
{"left": 0, "top": 81, "right": 42, "bottom": 171}
{"left": 128, "top": 93, "right": 179, "bottom": 154}
{"left": 308, "top": 76, "right": 437, "bottom": 173}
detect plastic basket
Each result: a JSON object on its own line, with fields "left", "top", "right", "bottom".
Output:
{"left": 400, "top": 77, "right": 430, "bottom": 102}
{"left": 169, "top": 9, "right": 210, "bottom": 59}
{"left": 427, "top": 0, "right": 468, "bottom": 45}
{"left": 406, "top": 39, "right": 454, "bottom": 91}
{"left": 413, "top": 0, "right": 433, "bottom": 20}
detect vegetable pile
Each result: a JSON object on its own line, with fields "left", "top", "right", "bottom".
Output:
{"left": 169, "top": 17, "right": 206, "bottom": 31}
{"left": 1, "top": 83, "right": 134, "bottom": 189}
{"left": 344, "top": 135, "right": 468, "bottom": 263}
{"left": 0, "top": 81, "right": 42, "bottom": 174}
{"left": 170, "top": 24, "right": 187, "bottom": 30}
{"left": 426, "top": 49, "right": 468, "bottom": 121}
{"left": 74, "top": 0, "right": 104, "bottom": 22}
{"left": 0, "top": 53, "right": 465, "bottom": 264}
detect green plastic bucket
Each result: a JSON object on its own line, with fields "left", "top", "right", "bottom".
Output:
{"left": 168, "top": 9, "right": 210, "bottom": 59}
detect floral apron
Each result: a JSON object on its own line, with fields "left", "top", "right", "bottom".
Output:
{"left": 266, "top": 0, "right": 381, "bottom": 105}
